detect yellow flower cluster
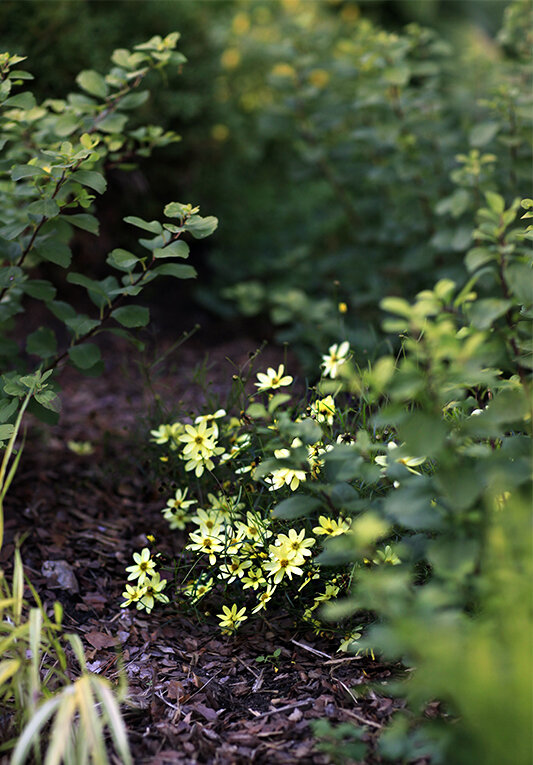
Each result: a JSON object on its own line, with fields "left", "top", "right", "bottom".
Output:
{"left": 132, "top": 351, "right": 405, "bottom": 649}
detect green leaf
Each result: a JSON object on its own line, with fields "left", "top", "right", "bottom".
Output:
{"left": 76, "top": 70, "right": 108, "bottom": 98}
{"left": 23, "top": 280, "right": 56, "bottom": 301}
{"left": 48, "top": 300, "right": 76, "bottom": 321}
{"left": 11, "top": 164, "right": 46, "bottom": 181}
{"left": 153, "top": 263, "right": 196, "bottom": 279}
{"left": 268, "top": 393, "right": 291, "bottom": 414}
{"left": 184, "top": 215, "right": 218, "bottom": 239}
{"left": 398, "top": 412, "right": 447, "bottom": 458}
{"left": 112, "top": 305, "right": 149, "bottom": 328}
{"left": 123, "top": 216, "right": 163, "bottom": 234}
{"left": 53, "top": 113, "right": 79, "bottom": 137}
{"left": 97, "top": 112, "right": 128, "bottom": 134}
{"left": 67, "top": 213, "right": 99, "bottom": 234}
{"left": 469, "top": 121, "right": 499, "bottom": 147}
{"left": 119, "top": 91, "right": 149, "bottom": 110}
{"left": 67, "top": 272, "right": 109, "bottom": 298}
{"left": 0, "top": 398, "right": 18, "bottom": 423}
{"left": 469, "top": 298, "right": 511, "bottom": 330}
{"left": 153, "top": 240, "right": 189, "bottom": 259}
{"left": 272, "top": 494, "right": 322, "bottom": 520}
{"left": 0, "top": 221, "right": 28, "bottom": 240}
{"left": 246, "top": 402, "right": 268, "bottom": 419}
{"left": 64, "top": 315, "right": 100, "bottom": 337}
{"left": 0, "top": 424, "right": 15, "bottom": 442}
{"left": 35, "top": 240, "right": 71, "bottom": 268}
{"left": 68, "top": 343, "right": 101, "bottom": 370}
{"left": 107, "top": 249, "right": 140, "bottom": 271}
{"left": 464, "top": 247, "right": 495, "bottom": 273}
{"left": 27, "top": 199, "right": 60, "bottom": 219}
{"left": 505, "top": 263, "right": 533, "bottom": 306}
{"left": 71, "top": 170, "right": 107, "bottom": 195}
{"left": 25, "top": 326, "right": 56, "bottom": 360}
{"left": 4, "top": 91, "right": 36, "bottom": 109}
{"left": 485, "top": 191, "right": 505, "bottom": 215}
{"left": 34, "top": 389, "right": 61, "bottom": 412}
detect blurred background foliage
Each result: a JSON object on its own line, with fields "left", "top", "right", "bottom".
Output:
{"left": 1, "top": 0, "right": 530, "bottom": 365}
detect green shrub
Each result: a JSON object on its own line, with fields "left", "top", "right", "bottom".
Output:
{"left": 194, "top": 0, "right": 531, "bottom": 365}
{"left": 0, "top": 32, "right": 217, "bottom": 760}
{"left": 128, "top": 189, "right": 532, "bottom": 762}
{"left": 0, "top": 34, "right": 216, "bottom": 427}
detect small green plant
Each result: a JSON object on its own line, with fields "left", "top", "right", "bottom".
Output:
{"left": 255, "top": 647, "right": 282, "bottom": 669}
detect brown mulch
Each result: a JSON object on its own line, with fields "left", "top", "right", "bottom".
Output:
{"left": 2, "top": 331, "right": 403, "bottom": 764}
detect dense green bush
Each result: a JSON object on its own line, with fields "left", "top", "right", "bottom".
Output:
{"left": 2, "top": 2, "right": 528, "bottom": 368}
{"left": 129, "top": 188, "right": 532, "bottom": 762}
{"left": 196, "top": 0, "right": 531, "bottom": 365}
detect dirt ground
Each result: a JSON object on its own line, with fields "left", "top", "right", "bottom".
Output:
{"left": 3, "top": 330, "right": 404, "bottom": 764}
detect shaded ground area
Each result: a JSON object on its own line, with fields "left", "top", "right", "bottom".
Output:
{"left": 3, "top": 333, "right": 403, "bottom": 764}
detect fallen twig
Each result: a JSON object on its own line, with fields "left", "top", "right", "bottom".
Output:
{"left": 250, "top": 698, "right": 313, "bottom": 720}
{"left": 290, "top": 639, "right": 332, "bottom": 660}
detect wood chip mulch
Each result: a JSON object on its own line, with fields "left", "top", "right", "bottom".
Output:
{"left": 2, "top": 334, "right": 404, "bottom": 764}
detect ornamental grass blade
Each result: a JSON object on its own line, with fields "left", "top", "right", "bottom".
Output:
{"left": 75, "top": 675, "right": 108, "bottom": 765}
{"left": 0, "top": 657, "right": 20, "bottom": 685}
{"left": 44, "top": 690, "right": 77, "bottom": 765}
{"left": 11, "top": 695, "right": 62, "bottom": 765}
{"left": 12, "top": 548, "right": 24, "bottom": 625}
{"left": 91, "top": 676, "right": 133, "bottom": 765}
{"left": 66, "top": 633, "right": 87, "bottom": 672}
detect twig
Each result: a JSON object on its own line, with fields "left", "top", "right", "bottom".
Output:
{"left": 252, "top": 667, "right": 264, "bottom": 693}
{"left": 324, "top": 655, "right": 364, "bottom": 665}
{"left": 186, "top": 668, "right": 223, "bottom": 702}
{"left": 250, "top": 698, "right": 313, "bottom": 720}
{"left": 290, "top": 639, "right": 332, "bottom": 660}
{"left": 335, "top": 677, "right": 383, "bottom": 730}
{"left": 342, "top": 708, "right": 383, "bottom": 730}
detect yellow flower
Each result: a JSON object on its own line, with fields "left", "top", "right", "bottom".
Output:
{"left": 67, "top": 440, "right": 94, "bottom": 455}
{"left": 221, "top": 48, "right": 241, "bottom": 70}
{"left": 252, "top": 584, "right": 277, "bottom": 613}
{"left": 194, "top": 409, "right": 226, "bottom": 439}
{"left": 266, "top": 465, "right": 306, "bottom": 492}
{"left": 321, "top": 342, "right": 350, "bottom": 379}
{"left": 312, "top": 516, "right": 351, "bottom": 537}
{"left": 375, "top": 441, "right": 425, "bottom": 475}
{"left": 338, "top": 627, "right": 363, "bottom": 653}
{"left": 271, "top": 63, "right": 296, "bottom": 79}
{"left": 274, "top": 529, "right": 315, "bottom": 560}
{"left": 162, "top": 488, "right": 196, "bottom": 530}
{"left": 186, "top": 531, "right": 224, "bottom": 565}
{"left": 218, "top": 557, "right": 252, "bottom": 583}
{"left": 236, "top": 511, "right": 272, "bottom": 546}
{"left": 121, "top": 583, "right": 147, "bottom": 608}
{"left": 125, "top": 548, "right": 156, "bottom": 585}
{"left": 217, "top": 603, "right": 247, "bottom": 633}
{"left": 242, "top": 567, "right": 267, "bottom": 590}
{"left": 255, "top": 364, "right": 293, "bottom": 392}
{"left": 211, "top": 124, "right": 229, "bottom": 142}
{"left": 232, "top": 12, "right": 250, "bottom": 35}
{"left": 308, "top": 69, "right": 330, "bottom": 88}
{"left": 179, "top": 421, "right": 218, "bottom": 459}
{"left": 310, "top": 395, "right": 336, "bottom": 425}
{"left": 183, "top": 576, "right": 214, "bottom": 603}
{"left": 338, "top": 302, "right": 348, "bottom": 314}
{"left": 263, "top": 545, "right": 304, "bottom": 583}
